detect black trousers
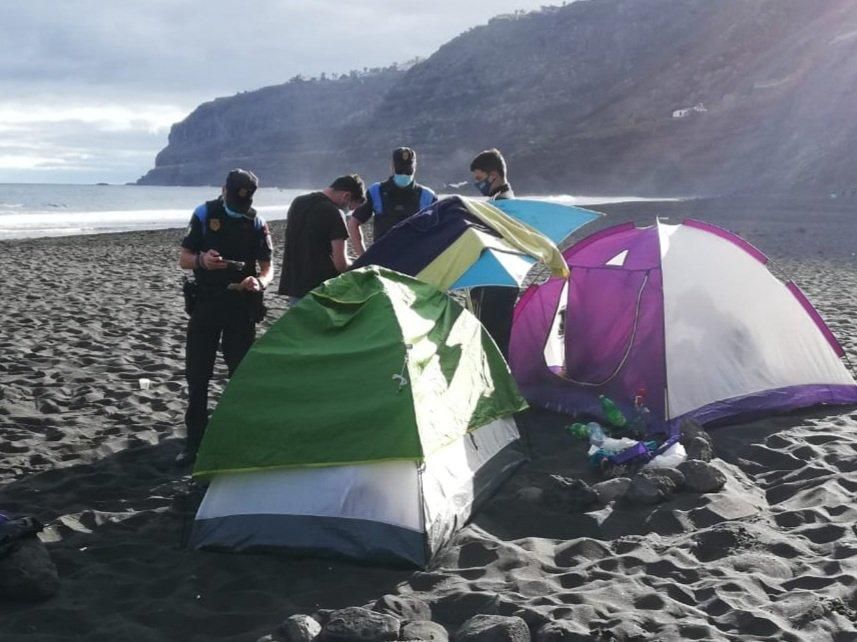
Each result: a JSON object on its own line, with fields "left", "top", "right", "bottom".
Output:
{"left": 471, "top": 286, "right": 519, "bottom": 359}
{"left": 184, "top": 294, "right": 256, "bottom": 453}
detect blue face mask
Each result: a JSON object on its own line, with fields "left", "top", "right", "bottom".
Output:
{"left": 393, "top": 174, "right": 414, "bottom": 188}
{"left": 474, "top": 177, "right": 493, "bottom": 196}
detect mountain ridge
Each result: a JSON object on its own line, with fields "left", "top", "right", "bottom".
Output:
{"left": 138, "top": 0, "right": 857, "bottom": 197}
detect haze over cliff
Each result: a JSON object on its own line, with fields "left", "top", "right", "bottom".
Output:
{"left": 138, "top": 0, "right": 857, "bottom": 196}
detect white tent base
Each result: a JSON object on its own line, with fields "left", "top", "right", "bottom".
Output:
{"left": 190, "top": 416, "right": 525, "bottom": 566}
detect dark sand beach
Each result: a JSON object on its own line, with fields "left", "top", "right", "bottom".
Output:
{"left": 2, "top": 196, "right": 857, "bottom": 641}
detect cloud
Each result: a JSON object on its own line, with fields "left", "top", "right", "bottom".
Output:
{"left": 0, "top": 100, "right": 192, "bottom": 182}
{"left": 0, "top": 1, "right": 560, "bottom": 183}
{"left": 0, "top": 111, "right": 179, "bottom": 182}
{"left": 0, "top": 103, "right": 186, "bottom": 132}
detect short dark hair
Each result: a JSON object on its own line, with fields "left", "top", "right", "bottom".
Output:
{"left": 470, "top": 148, "right": 507, "bottom": 179}
{"left": 329, "top": 174, "right": 366, "bottom": 204}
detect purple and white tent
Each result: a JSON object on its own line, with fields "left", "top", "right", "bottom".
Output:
{"left": 509, "top": 219, "right": 857, "bottom": 431}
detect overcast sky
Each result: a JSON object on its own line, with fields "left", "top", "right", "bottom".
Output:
{"left": 0, "top": 1, "right": 556, "bottom": 184}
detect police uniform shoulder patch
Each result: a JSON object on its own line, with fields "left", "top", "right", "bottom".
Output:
{"left": 209, "top": 219, "right": 221, "bottom": 232}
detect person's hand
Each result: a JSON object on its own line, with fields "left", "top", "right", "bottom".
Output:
{"left": 239, "top": 276, "right": 262, "bottom": 292}
{"left": 200, "top": 249, "right": 226, "bottom": 270}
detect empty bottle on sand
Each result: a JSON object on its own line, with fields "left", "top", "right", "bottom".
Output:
{"left": 567, "top": 423, "right": 590, "bottom": 440}
{"left": 587, "top": 422, "right": 606, "bottom": 447}
{"left": 630, "top": 388, "right": 652, "bottom": 434}
{"left": 599, "top": 394, "right": 627, "bottom": 428}
{"left": 568, "top": 422, "right": 606, "bottom": 445}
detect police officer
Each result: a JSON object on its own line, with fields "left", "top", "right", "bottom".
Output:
{"left": 346, "top": 147, "right": 437, "bottom": 256}
{"left": 177, "top": 168, "right": 274, "bottom": 466}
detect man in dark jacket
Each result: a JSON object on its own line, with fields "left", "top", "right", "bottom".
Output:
{"left": 347, "top": 147, "right": 437, "bottom": 257}
{"left": 177, "top": 168, "right": 273, "bottom": 466}
{"left": 470, "top": 149, "right": 517, "bottom": 358}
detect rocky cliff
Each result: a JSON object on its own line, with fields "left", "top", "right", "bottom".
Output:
{"left": 138, "top": 0, "right": 857, "bottom": 196}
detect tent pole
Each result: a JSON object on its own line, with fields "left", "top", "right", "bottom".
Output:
{"left": 655, "top": 220, "right": 672, "bottom": 432}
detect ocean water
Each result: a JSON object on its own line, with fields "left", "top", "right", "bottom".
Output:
{"left": 0, "top": 183, "right": 662, "bottom": 240}
{"left": 0, "top": 184, "right": 303, "bottom": 240}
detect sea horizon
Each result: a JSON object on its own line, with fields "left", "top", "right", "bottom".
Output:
{"left": 0, "top": 183, "right": 671, "bottom": 241}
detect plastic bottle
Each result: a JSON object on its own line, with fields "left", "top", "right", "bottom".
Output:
{"left": 587, "top": 421, "right": 606, "bottom": 447}
{"left": 567, "top": 423, "right": 590, "bottom": 440}
{"left": 599, "top": 395, "right": 627, "bottom": 428}
{"left": 630, "top": 388, "right": 652, "bottom": 434}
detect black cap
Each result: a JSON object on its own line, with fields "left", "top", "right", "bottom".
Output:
{"left": 224, "top": 168, "right": 258, "bottom": 214}
{"left": 392, "top": 147, "right": 416, "bottom": 175}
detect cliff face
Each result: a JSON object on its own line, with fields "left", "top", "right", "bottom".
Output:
{"left": 138, "top": 69, "right": 406, "bottom": 186}
{"left": 139, "top": 0, "right": 857, "bottom": 196}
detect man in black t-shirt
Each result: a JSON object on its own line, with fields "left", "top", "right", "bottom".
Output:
{"left": 347, "top": 147, "right": 437, "bottom": 257}
{"left": 278, "top": 174, "right": 366, "bottom": 300}
{"left": 177, "top": 168, "right": 274, "bottom": 466}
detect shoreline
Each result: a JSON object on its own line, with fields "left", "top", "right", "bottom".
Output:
{"left": 3, "top": 193, "right": 855, "bottom": 262}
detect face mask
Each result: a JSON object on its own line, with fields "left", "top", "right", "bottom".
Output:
{"left": 223, "top": 201, "right": 250, "bottom": 219}
{"left": 393, "top": 174, "right": 414, "bottom": 188}
{"left": 474, "top": 178, "right": 493, "bottom": 196}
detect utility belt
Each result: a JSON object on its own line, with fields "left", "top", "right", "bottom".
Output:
{"left": 182, "top": 277, "right": 266, "bottom": 323}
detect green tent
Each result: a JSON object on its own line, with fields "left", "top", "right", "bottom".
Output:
{"left": 191, "top": 266, "right": 527, "bottom": 565}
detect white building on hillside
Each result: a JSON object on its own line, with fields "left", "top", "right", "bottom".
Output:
{"left": 672, "top": 103, "right": 708, "bottom": 119}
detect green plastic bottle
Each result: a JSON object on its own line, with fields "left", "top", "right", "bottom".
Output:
{"left": 567, "top": 423, "right": 590, "bottom": 440}
{"left": 599, "top": 395, "right": 627, "bottom": 428}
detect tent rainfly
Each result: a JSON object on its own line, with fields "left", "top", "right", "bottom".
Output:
{"left": 510, "top": 219, "right": 857, "bottom": 431}
{"left": 352, "top": 195, "right": 599, "bottom": 290}
{"left": 190, "top": 266, "right": 528, "bottom": 566}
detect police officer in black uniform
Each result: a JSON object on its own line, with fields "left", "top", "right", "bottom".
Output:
{"left": 177, "top": 169, "right": 274, "bottom": 466}
{"left": 346, "top": 147, "right": 437, "bottom": 256}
